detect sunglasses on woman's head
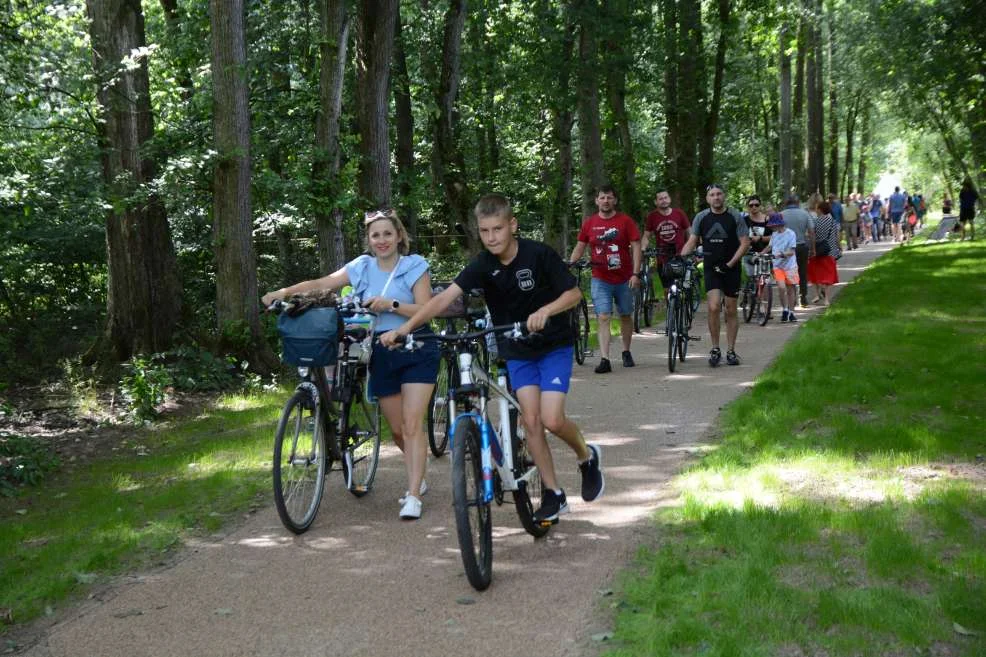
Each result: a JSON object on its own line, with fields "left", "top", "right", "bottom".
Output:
{"left": 364, "top": 208, "right": 396, "bottom": 223}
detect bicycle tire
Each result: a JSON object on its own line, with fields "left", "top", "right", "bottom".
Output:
{"left": 643, "top": 277, "right": 655, "bottom": 327}
{"left": 742, "top": 283, "right": 756, "bottom": 323}
{"left": 758, "top": 280, "right": 772, "bottom": 326}
{"left": 509, "top": 407, "right": 549, "bottom": 539}
{"left": 452, "top": 419, "right": 493, "bottom": 590}
{"left": 341, "top": 382, "right": 381, "bottom": 497}
{"left": 573, "top": 300, "right": 590, "bottom": 365}
{"left": 428, "top": 355, "right": 453, "bottom": 456}
{"left": 690, "top": 274, "right": 703, "bottom": 314}
{"left": 667, "top": 297, "right": 678, "bottom": 373}
{"left": 272, "top": 390, "right": 327, "bottom": 534}
{"left": 632, "top": 285, "right": 644, "bottom": 333}
{"left": 678, "top": 295, "right": 689, "bottom": 362}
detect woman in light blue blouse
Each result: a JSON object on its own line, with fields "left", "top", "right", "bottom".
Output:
{"left": 262, "top": 209, "right": 439, "bottom": 520}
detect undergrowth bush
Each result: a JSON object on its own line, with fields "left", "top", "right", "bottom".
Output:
{"left": 0, "top": 433, "right": 60, "bottom": 496}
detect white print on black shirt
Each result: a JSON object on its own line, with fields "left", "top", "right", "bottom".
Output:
{"left": 516, "top": 268, "right": 535, "bottom": 291}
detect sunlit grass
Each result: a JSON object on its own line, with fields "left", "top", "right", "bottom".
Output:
{"left": 607, "top": 238, "right": 986, "bottom": 657}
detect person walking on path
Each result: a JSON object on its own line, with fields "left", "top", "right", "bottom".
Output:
{"left": 262, "top": 209, "right": 439, "bottom": 520}
{"left": 842, "top": 193, "right": 860, "bottom": 251}
{"left": 869, "top": 193, "right": 884, "bottom": 243}
{"left": 680, "top": 184, "right": 750, "bottom": 367}
{"left": 959, "top": 178, "right": 979, "bottom": 241}
{"left": 889, "top": 186, "right": 907, "bottom": 242}
{"left": 569, "top": 185, "right": 641, "bottom": 374}
{"left": 381, "top": 193, "right": 604, "bottom": 525}
{"left": 642, "top": 189, "right": 691, "bottom": 303}
{"left": 741, "top": 195, "right": 772, "bottom": 277}
{"left": 780, "top": 193, "right": 815, "bottom": 308}
{"left": 768, "top": 213, "right": 800, "bottom": 322}
{"left": 807, "top": 200, "right": 841, "bottom": 306}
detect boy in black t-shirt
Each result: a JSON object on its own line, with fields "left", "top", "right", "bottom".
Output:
{"left": 380, "top": 194, "right": 604, "bottom": 524}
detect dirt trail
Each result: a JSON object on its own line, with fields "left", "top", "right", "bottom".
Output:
{"left": 20, "top": 243, "right": 895, "bottom": 657}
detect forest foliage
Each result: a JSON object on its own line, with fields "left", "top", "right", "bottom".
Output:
{"left": 0, "top": 0, "right": 982, "bottom": 385}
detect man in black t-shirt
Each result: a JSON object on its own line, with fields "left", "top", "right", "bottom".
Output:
{"left": 381, "top": 194, "right": 604, "bottom": 525}
{"left": 680, "top": 184, "right": 750, "bottom": 367}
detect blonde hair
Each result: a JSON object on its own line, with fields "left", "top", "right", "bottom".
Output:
{"left": 806, "top": 192, "right": 823, "bottom": 213}
{"left": 364, "top": 210, "right": 410, "bottom": 256}
{"left": 474, "top": 193, "right": 512, "bottom": 221}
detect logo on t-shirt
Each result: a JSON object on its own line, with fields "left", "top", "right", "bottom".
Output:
{"left": 657, "top": 220, "right": 679, "bottom": 242}
{"left": 705, "top": 223, "right": 729, "bottom": 242}
{"left": 516, "top": 268, "right": 534, "bottom": 291}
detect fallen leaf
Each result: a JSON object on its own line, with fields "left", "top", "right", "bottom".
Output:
{"left": 14, "top": 510, "right": 27, "bottom": 516}
{"left": 953, "top": 622, "right": 979, "bottom": 636}
{"left": 215, "top": 608, "right": 234, "bottom": 616}
{"left": 597, "top": 588, "right": 614, "bottom": 597}
{"left": 112, "top": 609, "right": 143, "bottom": 619}
{"left": 455, "top": 596, "right": 475, "bottom": 605}
{"left": 591, "top": 632, "right": 614, "bottom": 642}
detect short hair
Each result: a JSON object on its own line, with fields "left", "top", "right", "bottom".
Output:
{"left": 785, "top": 193, "right": 800, "bottom": 205}
{"left": 747, "top": 194, "right": 761, "bottom": 204}
{"left": 363, "top": 209, "right": 411, "bottom": 255}
{"left": 596, "top": 184, "right": 618, "bottom": 198}
{"left": 474, "top": 193, "right": 512, "bottom": 221}
{"left": 654, "top": 188, "right": 670, "bottom": 196}
{"left": 817, "top": 200, "right": 832, "bottom": 215}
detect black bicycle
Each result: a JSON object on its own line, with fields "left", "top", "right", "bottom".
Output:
{"left": 270, "top": 299, "right": 382, "bottom": 534}
{"left": 568, "top": 260, "right": 591, "bottom": 365}
{"left": 740, "top": 252, "right": 773, "bottom": 326}
{"left": 664, "top": 257, "right": 701, "bottom": 372}
{"left": 632, "top": 247, "right": 658, "bottom": 333}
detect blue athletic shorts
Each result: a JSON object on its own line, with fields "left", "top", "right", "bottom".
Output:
{"left": 890, "top": 211, "right": 903, "bottom": 224}
{"left": 590, "top": 278, "right": 633, "bottom": 316}
{"left": 505, "top": 345, "right": 574, "bottom": 394}
{"left": 369, "top": 330, "right": 439, "bottom": 398}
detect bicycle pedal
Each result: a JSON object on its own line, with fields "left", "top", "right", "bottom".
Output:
{"left": 352, "top": 485, "right": 367, "bottom": 493}
{"left": 538, "top": 518, "right": 558, "bottom": 528}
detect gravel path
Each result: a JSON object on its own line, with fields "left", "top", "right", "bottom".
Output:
{"left": 21, "top": 242, "right": 895, "bottom": 657}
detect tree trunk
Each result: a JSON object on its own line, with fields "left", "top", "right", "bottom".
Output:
{"left": 575, "top": 0, "right": 605, "bottom": 218}
{"left": 86, "top": 0, "right": 181, "bottom": 363}
{"left": 779, "top": 22, "right": 792, "bottom": 198}
{"left": 826, "top": 8, "right": 838, "bottom": 196}
{"left": 661, "top": 0, "right": 680, "bottom": 205}
{"left": 811, "top": 0, "right": 825, "bottom": 194}
{"left": 313, "top": 0, "right": 348, "bottom": 273}
{"left": 840, "top": 94, "right": 858, "bottom": 198}
{"left": 159, "top": 0, "right": 194, "bottom": 101}
{"left": 805, "top": 0, "right": 822, "bottom": 195}
{"left": 545, "top": 6, "right": 577, "bottom": 254}
{"left": 856, "top": 100, "right": 870, "bottom": 194}
{"left": 698, "top": 0, "right": 731, "bottom": 197}
{"left": 432, "top": 0, "right": 478, "bottom": 252}
{"left": 676, "top": 0, "right": 703, "bottom": 214}
{"left": 393, "top": 8, "right": 418, "bottom": 244}
{"left": 210, "top": 0, "right": 273, "bottom": 368}
{"left": 606, "top": 62, "right": 639, "bottom": 221}
{"left": 354, "top": 0, "right": 397, "bottom": 210}
{"left": 793, "top": 17, "right": 806, "bottom": 195}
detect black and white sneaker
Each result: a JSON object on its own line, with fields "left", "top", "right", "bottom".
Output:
{"left": 780, "top": 310, "right": 790, "bottom": 322}
{"left": 579, "top": 443, "right": 605, "bottom": 502}
{"left": 726, "top": 350, "right": 740, "bottom": 366}
{"left": 533, "top": 488, "right": 569, "bottom": 525}
{"left": 708, "top": 347, "right": 722, "bottom": 367}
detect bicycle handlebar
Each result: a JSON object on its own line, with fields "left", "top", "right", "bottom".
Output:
{"left": 398, "top": 322, "right": 535, "bottom": 351}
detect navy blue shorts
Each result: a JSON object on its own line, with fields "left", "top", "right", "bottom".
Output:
{"left": 369, "top": 330, "right": 440, "bottom": 398}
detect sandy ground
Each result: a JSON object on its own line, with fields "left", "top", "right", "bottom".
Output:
{"left": 19, "top": 242, "right": 895, "bottom": 657}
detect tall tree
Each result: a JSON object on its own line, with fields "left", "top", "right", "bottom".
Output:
{"left": 793, "top": 16, "right": 806, "bottom": 194}
{"left": 393, "top": 7, "right": 417, "bottom": 242}
{"left": 602, "top": 0, "right": 640, "bottom": 220}
{"left": 86, "top": 0, "right": 181, "bottom": 362}
{"left": 210, "top": 0, "right": 272, "bottom": 366}
{"left": 313, "top": 0, "right": 349, "bottom": 273}
{"left": 543, "top": 2, "right": 577, "bottom": 253}
{"left": 354, "top": 0, "right": 397, "bottom": 209}
{"left": 804, "top": 0, "right": 823, "bottom": 194}
{"left": 661, "top": 0, "right": 680, "bottom": 203}
{"left": 778, "top": 21, "right": 793, "bottom": 196}
{"left": 698, "top": 0, "right": 732, "bottom": 196}
{"left": 826, "top": 3, "right": 838, "bottom": 196}
{"left": 432, "top": 0, "right": 478, "bottom": 252}
{"left": 675, "top": 0, "right": 704, "bottom": 214}
{"left": 575, "top": 0, "right": 605, "bottom": 218}
{"left": 856, "top": 99, "right": 870, "bottom": 194}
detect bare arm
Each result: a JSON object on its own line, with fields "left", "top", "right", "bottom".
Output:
{"left": 728, "top": 236, "right": 751, "bottom": 268}
{"left": 568, "top": 240, "right": 588, "bottom": 264}
{"left": 363, "top": 272, "right": 433, "bottom": 316}
{"left": 679, "top": 232, "right": 700, "bottom": 257}
{"left": 379, "top": 283, "right": 464, "bottom": 347}
{"left": 526, "top": 286, "right": 582, "bottom": 333}
{"left": 261, "top": 266, "right": 349, "bottom": 306}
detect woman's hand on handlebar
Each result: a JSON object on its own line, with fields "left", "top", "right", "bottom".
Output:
{"left": 261, "top": 291, "right": 283, "bottom": 307}
{"left": 378, "top": 328, "right": 406, "bottom": 349}
{"left": 363, "top": 295, "right": 395, "bottom": 313}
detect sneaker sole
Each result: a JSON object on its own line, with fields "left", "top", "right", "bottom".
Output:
{"left": 582, "top": 444, "right": 606, "bottom": 502}
{"left": 535, "top": 503, "right": 570, "bottom": 526}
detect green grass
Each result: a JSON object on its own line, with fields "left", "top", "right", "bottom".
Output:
{"left": 0, "top": 392, "right": 285, "bottom": 630}
{"left": 606, "top": 231, "right": 986, "bottom": 657}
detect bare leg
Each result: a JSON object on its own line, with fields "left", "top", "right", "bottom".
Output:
{"left": 515, "top": 387, "right": 589, "bottom": 493}
{"left": 707, "top": 288, "right": 722, "bottom": 348}
{"left": 378, "top": 394, "right": 404, "bottom": 453}
{"left": 724, "top": 296, "right": 739, "bottom": 350}
{"left": 399, "top": 382, "right": 433, "bottom": 498}
{"left": 619, "top": 314, "right": 633, "bottom": 351}
{"left": 596, "top": 313, "right": 612, "bottom": 360}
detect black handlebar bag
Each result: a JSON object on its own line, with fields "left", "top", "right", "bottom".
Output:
{"left": 277, "top": 307, "right": 341, "bottom": 367}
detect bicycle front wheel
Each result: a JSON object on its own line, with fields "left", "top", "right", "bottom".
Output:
{"left": 667, "top": 298, "right": 679, "bottom": 373}
{"left": 428, "top": 355, "right": 453, "bottom": 456}
{"left": 273, "top": 390, "right": 327, "bottom": 534}
{"left": 510, "top": 408, "right": 549, "bottom": 539}
{"left": 677, "top": 296, "right": 690, "bottom": 362}
{"left": 452, "top": 419, "right": 493, "bottom": 590}
{"left": 757, "top": 280, "right": 773, "bottom": 326}
{"left": 643, "top": 277, "right": 655, "bottom": 327}
{"left": 342, "top": 383, "right": 381, "bottom": 497}
{"left": 574, "top": 300, "right": 590, "bottom": 365}
{"left": 742, "top": 284, "right": 756, "bottom": 323}
{"left": 632, "top": 285, "right": 644, "bottom": 333}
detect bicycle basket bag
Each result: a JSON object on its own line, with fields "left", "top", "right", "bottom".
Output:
{"left": 663, "top": 257, "right": 687, "bottom": 279}
{"left": 277, "top": 307, "right": 340, "bottom": 367}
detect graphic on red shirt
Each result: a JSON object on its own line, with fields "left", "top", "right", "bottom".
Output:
{"left": 644, "top": 208, "right": 690, "bottom": 260}
{"left": 577, "top": 213, "right": 641, "bottom": 284}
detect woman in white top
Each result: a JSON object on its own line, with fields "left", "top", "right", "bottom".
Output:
{"left": 262, "top": 209, "right": 439, "bottom": 520}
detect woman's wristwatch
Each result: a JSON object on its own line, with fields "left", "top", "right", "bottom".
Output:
{"left": 391, "top": 299, "right": 400, "bottom": 310}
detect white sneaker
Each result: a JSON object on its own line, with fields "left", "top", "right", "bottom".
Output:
{"left": 398, "top": 480, "right": 428, "bottom": 505}
{"left": 399, "top": 495, "right": 422, "bottom": 520}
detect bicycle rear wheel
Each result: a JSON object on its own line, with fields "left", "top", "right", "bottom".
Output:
{"left": 509, "top": 408, "right": 549, "bottom": 539}
{"left": 643, "top": 277, "right": 655, "bottom": 327}
{"left": 677, "top": 297, "right": 690, "bottom": 362}
{"left": 742, "top": 283, "right": 756, "bottom": 323}
{"left": 452, "top": 419, "right": 493, "bottom": 590}
{"left": 667, "top": 298, "right": 679, "bottom": 372}
{"left": 428, "top": 355, "right": 453, "bottom": 456}
{"left": 341, "top": 382, "right": 381, "bottom": 497}
{"left": 690, "top": 274, "right": 704, "bottom": 314}
{"left": 632, "top": 285, "right": 644, "bottom": 333}
{"left": 757, "top": 280, "right": 773, "bottom": 326}
{"left": 273, "top": 390, "right": 327, "bottom": 534}
{"left": 573, "top": 300, "right": 590, "bottom": 365}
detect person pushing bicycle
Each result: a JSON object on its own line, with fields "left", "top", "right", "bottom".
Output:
{"left": 380, "top": 193, "right": 604, "bottom": 525}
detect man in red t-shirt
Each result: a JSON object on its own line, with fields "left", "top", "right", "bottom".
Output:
{"left": 642, "top": 189, "right": 691, "bottom": 298}
{"left": 569, "top": 185, "right": 641, "bottom": 374}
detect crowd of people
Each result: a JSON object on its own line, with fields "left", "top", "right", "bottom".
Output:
{"left": 260, "top": 178, "right": 979, "bottom": 523}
